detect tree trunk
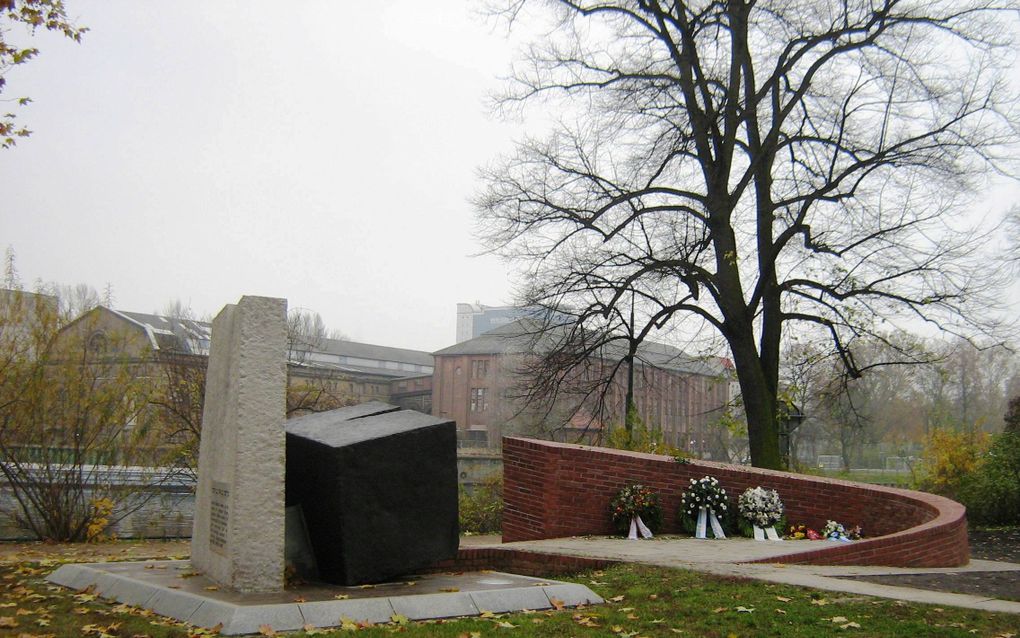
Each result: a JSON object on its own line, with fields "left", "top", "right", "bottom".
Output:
{"left": 729, "top": 333, "right": 783, "bottom": 469}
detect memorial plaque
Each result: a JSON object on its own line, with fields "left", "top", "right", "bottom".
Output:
{"left": 209, "top": 481, "right": 230, "bottom": 554}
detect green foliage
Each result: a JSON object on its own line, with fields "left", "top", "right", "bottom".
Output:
{"left": 958, "top": 432, "right": 1020, "bottom": 525}
{"left": 1, "top": 0, "right": 87, "bottom": 148}
{"left": 458, "top": 473, "right": 502, "bottom": 535}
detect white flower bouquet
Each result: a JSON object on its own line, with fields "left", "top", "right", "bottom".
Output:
{"left": 738, "top": 486, "right": 784, "bottom": 528}
{"left": 679, "top": 476, "right": 728, "bottom": 538}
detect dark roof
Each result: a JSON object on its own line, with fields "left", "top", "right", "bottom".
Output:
{"left": 434, "top": 318, "right": 724, "bottom": 377}
{"left": 110, "top": 309, "right": 433, "bottom": 368}
{"left": 114, "top": 310, "right": 212, "bottom": 355}
{"left": 314, "top": 337, "right": 434, "bottom": 367}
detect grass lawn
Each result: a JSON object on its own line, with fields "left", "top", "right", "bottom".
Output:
{"left": 814, "top": 470, "right": 915, "bottom": 488}
{"left": 2, "top": 554, "right": 1019, "bottom": 638}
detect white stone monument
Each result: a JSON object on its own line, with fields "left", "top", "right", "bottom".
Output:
{"left": 191, "top": 295, "right": 288, "bottom": 593}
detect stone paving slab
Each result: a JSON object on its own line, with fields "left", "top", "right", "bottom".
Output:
{"left": 45, "top": 561, "right": 603, "bottom": 635}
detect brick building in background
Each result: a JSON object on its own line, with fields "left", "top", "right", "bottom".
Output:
{"left": 432, "top": 319, "right": 731, "bottom": 455}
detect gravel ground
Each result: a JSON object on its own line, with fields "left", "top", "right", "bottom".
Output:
{"left": 840, "top": 527, "right": 1020, "bottom": 602}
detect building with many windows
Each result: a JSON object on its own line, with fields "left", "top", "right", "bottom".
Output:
{"left": 433, "top": 319, "right": 731, "bottom": 453}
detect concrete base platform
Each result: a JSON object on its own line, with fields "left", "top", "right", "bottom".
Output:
{"left": 46, "top": 560, "right": 602, "bottom": 635}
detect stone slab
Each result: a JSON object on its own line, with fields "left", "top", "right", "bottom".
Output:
{"left": 541, "top": 582, "right": 605, "bottom": 607}
{"left": 389, "top": 591, "right": 479, "bottom": 620}
{"left": 46, "top": 561, "right": 601, "bottom": 634}
{"left": 46, "top": 564, "right": 88, "bottom": 589}
{"left": 186, "top": 599, "right": 238, "bottom": 631}
{"left": 299, "top": 598, "right": 396, "bottom": 627}
{"left": 146, "top": 587, "right": 207, "bottom": 622}
{"left": 470, "top": 587, "right": 553, "bottom": 613}
{"left": 103, "top": 576, "right": 159, "bottom": 608}
{"left": 192, "top": 295, "right": 288, "bottom": 593}
{"left": 219, "top": 603, "right": 305, "bottom": 636}
{"left": 286, "top": 403, "right": 458, "bottom": 585}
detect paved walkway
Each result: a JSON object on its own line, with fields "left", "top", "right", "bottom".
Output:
{"left": 471, "top": 535, "right": 1020, "bottom": 615}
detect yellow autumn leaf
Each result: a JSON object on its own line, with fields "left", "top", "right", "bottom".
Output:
{"left": 390, "top": 613, "right": 410, "bottom": 625}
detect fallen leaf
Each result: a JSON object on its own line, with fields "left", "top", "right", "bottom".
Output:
{"left": 204, "top": 586, "right": 219, "bottom": 592}
{"left": 736, "top": 606, "right": 754, "bottom": 613}
{"left": 358, "top": 584, "right": 375, "bottom": 590}
{"left": 550, "top": 597, "right": 565, "bottom": 611}
{"left": 775, "top": 608, "right": 787, "bottom": 615}
{"left": 811, "top": 599, "right": 828, "bottom": 606}
{"left": 390, "top": 613, "right": 410, "bottom": 626}
{"left": 333, "top": 594, "right": 349, "bottom": 600}
{"left": 293, "top": 596, "right": 306, "bottom": 603}
{"left": 712, "top": 607, "right": 726, "bottom": 613}
{"left": 0, "top": 617, "right": 17, "bottom": 628}
{"left": 609, "top": 595, "right": 625, "bottom": 603}
{"left": 830, "top": 616, "right": 849, "bottom": 623}
{"left": 840, "top": 622, "right": 861, "bottom": 629}
{"left": 496, "top": 620, "right": 516, "bottom": 628}
{"left": 439, "top": 587, "right": 460, "bottom": 593}
{"left": 775, "top": 596, "right": 791, "bottom": 602}
{"left": 258, "top": 624, "right": 276, "bottom": 636}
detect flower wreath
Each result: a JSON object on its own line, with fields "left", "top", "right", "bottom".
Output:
{"left": 609, "top": 484, "right": 663, "bottom": 536}
{"left": 678, "top": 475, "right": 728, "bottom": 533}
{"left": 738, "top": 486, "right": 784, "bottom": 524}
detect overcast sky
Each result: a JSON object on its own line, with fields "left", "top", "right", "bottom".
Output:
{"left": 2, "top": 1, "right": 1017, "bottom": 353}
{"left": 1, "top": 1, "right": 529, "bottom": 352}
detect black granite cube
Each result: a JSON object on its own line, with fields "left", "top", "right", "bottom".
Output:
{"left": 285, "top": 401, "right": 459, "bottom": 585}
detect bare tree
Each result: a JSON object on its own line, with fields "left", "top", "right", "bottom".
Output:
{"left": 477, "top": 0, "right": 1019, "bottom": 468}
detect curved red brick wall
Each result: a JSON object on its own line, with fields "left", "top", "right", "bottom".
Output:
{"left": 502, "top": 437, "right": 968, "bottom": 567}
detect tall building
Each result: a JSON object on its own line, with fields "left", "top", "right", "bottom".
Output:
{"left": 455, "top": 302, "right": 542, "bottom": 343}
